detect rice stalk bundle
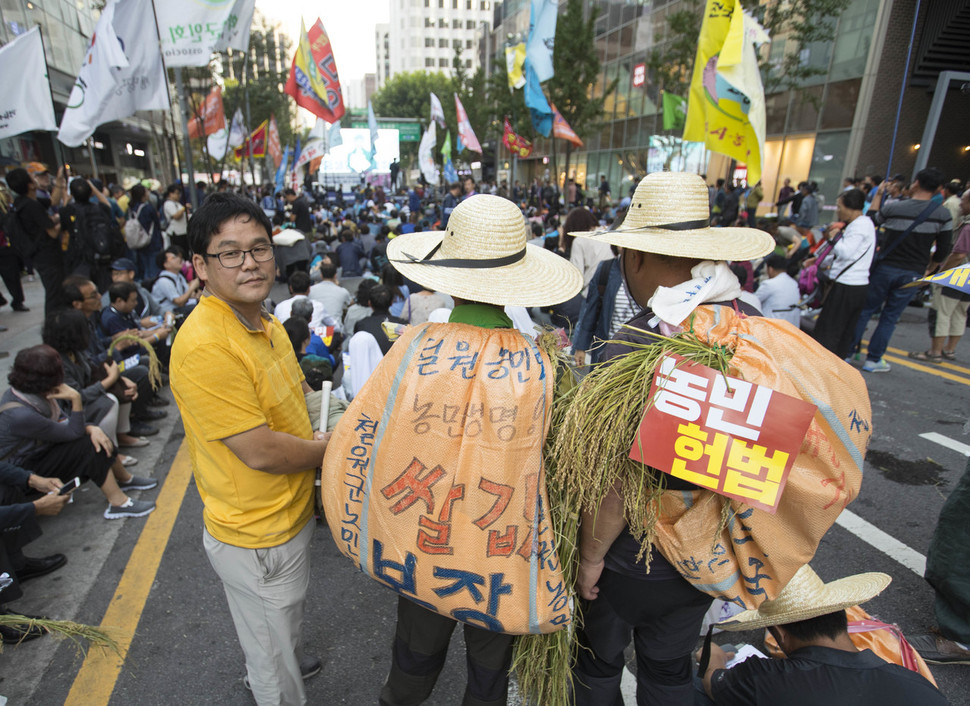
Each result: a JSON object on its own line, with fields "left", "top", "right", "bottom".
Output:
{"left": 107, "top": 334, "right": 162, "bottom": 390}
{"left": 0, "top": 613, "right": 120, "bottom": 657}
{"left": 513, "top": 320, "right": 734, "bottom": 705}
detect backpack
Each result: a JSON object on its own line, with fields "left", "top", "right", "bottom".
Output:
{"left": 3, "top": 201, "right": 38, "bottom": 260}
{"left": 124, "top": 204, "right": 152, "bottom": 250}
{"left": 75, "top": 203, "right": 123, "bottom": 264}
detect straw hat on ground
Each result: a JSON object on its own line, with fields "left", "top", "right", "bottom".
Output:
{"left": 573, "top": 172, "right": 774, "bottom": 262}
{"left": 387, "top": 194, "right": 582, "bottom": 307}
{"left": 717, "top": 565, "right": 891, "bottom": 632}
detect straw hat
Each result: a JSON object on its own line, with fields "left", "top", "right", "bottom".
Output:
{"left": 717, "top": 565, "right": 891, "bottom": 632}
{"left": 573, "top": 172, "right": 774, "bottom": 261}
{"left": 387, "top": 194, "right": 582, "bottom": 307}
{"left": 122, "top": 176, "right": 140, "bottom": 190}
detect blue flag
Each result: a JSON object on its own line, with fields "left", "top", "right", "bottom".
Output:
{"left": 275, "top": 145, "right": 291, "bottom": 192}
{"left": 525, "top": 62, "right": 552, "bottom": 137}
{"left": 443, "top": 159, "right": 458, "bottom": 183}
{"left": 328, "top": 120, "right": 342, "bottom": 149}
{"left": 367, "top": 101, "right": 379, "bottom": 155}
{"left": 526, "top": 0, "right": 557, "bottom": 83}
{"left": 292, "top": 137, "right": 302, "bottom": 170}
{"left": 456, "top": 133, "right": 465, "bottom": 154}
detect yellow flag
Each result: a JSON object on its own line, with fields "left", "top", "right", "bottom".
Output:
{"left": 505, "top": 42, "right": 526, "bottom": 90}
{"left": 683, "top": 0, "right": 768, "bottom": 184}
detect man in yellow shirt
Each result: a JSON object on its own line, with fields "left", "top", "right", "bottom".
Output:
{"left": 171, "top": 193, "right": 329, "bottom": 705}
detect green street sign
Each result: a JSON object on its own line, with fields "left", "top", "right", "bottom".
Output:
{"left": 349, "top": 120, "right": 421, "bottom": 142}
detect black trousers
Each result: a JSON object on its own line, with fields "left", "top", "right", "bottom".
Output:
{"left": 0, "top": 484, "right": 42, "bottom": 605}
{"left": 573, "top": 568, "right": 713, "bottom": 706}
{"left": 0, "top": 249, "right": 24, "bottom": 306}
{"left": 23, "top": 435, "right": 113, "bottom": 488}
{"left": 379, "top": 596, "right": 515, "bottom": 706}
{"left": 34, "top": 252, "right": 65, "bottom": 316}
{"left": 814, "top": 282, "right": 869, "bottom": 359}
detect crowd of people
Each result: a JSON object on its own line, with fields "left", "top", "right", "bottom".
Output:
{"left": 0, "top": 159, "right": 967, "bottom": 705}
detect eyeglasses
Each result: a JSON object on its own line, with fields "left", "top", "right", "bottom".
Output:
{"left": 203, "top": 244, "right": 275, "bottom": 268}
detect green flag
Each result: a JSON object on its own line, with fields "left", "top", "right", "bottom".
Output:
{"left": 440, "top": 130, "right": 452, "bottom": 159}
{"left": 662, "top": 92, "right": 687, "bottom": 131}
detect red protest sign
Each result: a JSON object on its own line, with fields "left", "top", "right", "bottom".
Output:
{"left": 629, "top": 353, "right": 816, "bottom": 514}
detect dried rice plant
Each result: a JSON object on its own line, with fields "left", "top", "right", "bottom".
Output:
{"left": 0, "top": 613, "right": 120, "bottom": 657}
{"left": 107, "top": 334, "right": 162, "bottom": 390}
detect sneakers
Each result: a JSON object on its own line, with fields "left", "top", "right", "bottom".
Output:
{"left": 128, "top": 422, "right": 159, "bottom": 437}
{"left": 909, "top": 634, "right": 970, "bottom": 665}
{"left": 118, "top": 475, "right": 158, "bottom": 491}
{"left": 104, "top": 498, "right": 156, "bottom": 519}
{"left": 862, "top": 358, "right": 890, "bottom": 373}
{"left": 133, "top": 408, "right": 167, "bottom": 421}
{"left": 243, "top": 655, "right": 322, "bottom": 690}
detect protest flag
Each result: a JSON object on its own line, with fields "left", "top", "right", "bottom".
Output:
{"left": 662, "top": 92, "right": 688, "bottom": 131}
{"left": 524, "top": 63, "right": 552, "bottom": 138}
{"left": 0, "top": 27, "right": 57, "bottom": 140}
{"left": 550, "top": 104, "right": 582, "bottom": 147}
{"left": 440, "top": 130, "right": 452, "bottom": 159}
{"left": 188, "top": 86, "right": 226, "bottom": 140}
{"left": 454, "top": 94, "right": 482, "bottom": 154}
{"left": 683, "top": 0, "right": 769, "bottom": 183}
{"left": 234, "top": 119, "right": 267, "bottom": 160}
{"left": 502, "top": 118, "right": 534, "bottom": 158}
{"left": 156, "top": 0, "right": 255, "bottom": 67}
{"left": 525, "top": 0, "right": 557, "bottom": 83}
{"left": 306, "top": 19, "right": 345, "bottom": 122}
{"left": 267, "top": 114, "right": 283, "bottom": 168}
{"left": 430, "top": 92, "right": 446, "bottom": 128}
{"left": 505, "top": 42, "right": 527, "bottom": 91}
{"left": 418, "top": 122, "right": 439, "bottom": 184}
{"left": 328, "top": 120, "right": 343, "bottom": 150}
{"left": 58, "top": 0, "right": 170, "bottom": 147}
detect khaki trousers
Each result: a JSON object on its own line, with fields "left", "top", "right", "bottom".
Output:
{"left": 204, "top": 519, "right": 313, "bottom": 706}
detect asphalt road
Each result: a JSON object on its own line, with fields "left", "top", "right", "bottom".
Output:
{"left": 2, "top": 278, "right": 969, "bottom": 705}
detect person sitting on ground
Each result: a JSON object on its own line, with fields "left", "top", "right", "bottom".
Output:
{"left": 152, "top": 245, "right": 200, "bottom": 315}
{"left": 43, "top": 309, "right": 146, "bottom": 458}
{"left": 62, "top": 275, "right": 163, "bottom": 435}
{"left": 290, "top": 298, "right": 336, "bottom": 368}
{"left": 0, "top": 345, "right": 157, "bottom": 519}
{"left": 335, "top": 229, "right": 365, "bottom": 278}
{"left": 403, "top": 284, "right": 452, "bottom": 325}
{"left": 100, "top": 282, "right": 173, "bottom": 368}
{"left": 274, "top": 271, "right": 325, "bottom": 328}
{"left": 283, "top": 316, "right": 311, "bottom": 362}
{"left": 353, "top": 284, "right": 406, "bottom": 355}
{"left": 370, "top": 227, "right": 390, "bottom": 272}
{"left": 308, "top": 261, "right": 352, "bottom": 320}
{"left": 0, "top": 460, "right": 69, "bottom": 645}
{"left": 342, "top": 278, "right": 375, "bottom": 344}
{"left": 698, "top": 565, "right": 947, "bottom": 706}
{"left": 755, "top": 254, "right": 801, "bottom": 327}
{"left": 100, "top": 257, "right": 163, "bottom": 324}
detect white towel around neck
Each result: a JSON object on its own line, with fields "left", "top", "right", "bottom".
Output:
{"left": 647, "top": 260, "right": 743, "bottom": 327}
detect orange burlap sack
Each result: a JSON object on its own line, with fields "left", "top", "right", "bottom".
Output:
{"left": 322, "top": 322, "right": 570, "bottom": 635}
{"left": 763, "top": 605, "right": 938, "bottom": 686}
{"left": 652, "top": 304, "right": 872, "bottom": 608}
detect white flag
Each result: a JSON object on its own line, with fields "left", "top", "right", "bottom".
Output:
{"left": 328, "top": 120, "right": 343, "bottom": 151}
{"left": 310, "top": 117, "right": 327, "bottom": 141}
{"left": 0, "top": 27, "right": 57, "bottom": 140}
{"left": 227, "top": 108, "right": 247, "bottom": 148}
{"left": 418, "top": 121, "right": 438, "bottom": 185}
{"left": 207, "top": 128, "right": 229, "bottom": 160}
{"left": 58, "top": 0, "right": 170, "bottom": 148}
{"left": 156, "top": 0, "right": 256, "bottom": 68}
{"left": 429, "top": 92, "right": 446, "bottom": 128}
{"left": 295, "top": 139, "right": 326, "bottom": 168}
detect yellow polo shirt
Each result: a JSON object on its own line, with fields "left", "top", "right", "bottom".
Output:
{"left": 171, "top": 295, "right": 314, "bottom": 548}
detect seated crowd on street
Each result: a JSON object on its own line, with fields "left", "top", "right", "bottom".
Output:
{"left": 0, "top": 162, "right": 968, "bottom": 706}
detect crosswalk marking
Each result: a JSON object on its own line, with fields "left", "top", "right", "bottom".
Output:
{"left": 835, "top": 509, "right": 927, "bottom": 576}
{"left": 920, "top": 431, "right": 970, "bottom": 456}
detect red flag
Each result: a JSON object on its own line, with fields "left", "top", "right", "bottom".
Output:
{"left": 188, "top": 86, "right": 226, "bottom": 140}
{"left": 267, "top": 115, "right": 282, "bottom": 168}
{"left": 551, "top": 103, "right": 583, "bottom": 147}
{"left": 307, "top": 19, "right": 345, "bottom": 122}
{"left": 233, "top": 120, "right": 268, "bottom": 160}
{"left": 502, "top": 118, "right": 533, "bottom": 158}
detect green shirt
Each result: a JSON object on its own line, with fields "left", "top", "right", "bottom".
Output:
{"left": 447, "top": 303, "right": 513, "bottom": 329}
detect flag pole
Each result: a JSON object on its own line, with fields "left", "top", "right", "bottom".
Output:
{"left": 174, "top": 68, "right": 199, "bottom": 208}
{"left": 36, "top": 24, "right": 66, "bottom": 172}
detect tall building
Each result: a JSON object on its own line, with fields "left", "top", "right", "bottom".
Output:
{"left": 0, "top": 0, "right": 167, "bottom": 183}
{"left": 376, "top": 23, "right": 391, "bottom": 87}
{"left": 386, "top": 0, "right": 494, "bottom": 77}
{"left": 487, "top": 0, "right": 970, "bottom": 216}
{"left": 344, "top": 74, "right": 379, "bottom": 110}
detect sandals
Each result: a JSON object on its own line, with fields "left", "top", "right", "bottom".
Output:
{"left": 908, "top": 350, "right": 943, "bottom": 363}
{"left": 942, "top": 350, "right": 957, "bottom": 360}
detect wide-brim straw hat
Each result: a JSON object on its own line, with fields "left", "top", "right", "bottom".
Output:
{"left": 122, "top": 176, "right": 140, "bottom": 190}
{"left": 573, "top": 172, "right": 775, "bottom": 261}
{"left": 717, "top": 565, "right": 891, "bottom": 632}
{"left": 387, "top": 194, "right": 583, "bottom": 307}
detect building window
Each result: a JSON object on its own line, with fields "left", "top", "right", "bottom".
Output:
{"left": 466, "top": 0, "right": 472, "bottom": 7}
{"left": 452, "top": 0, "right": 458, "bottom": 7}
{"left": 439, "top": 38, "right": 449, "bottom": 48}
{"left": 438, "top": 0, "right": 444, "bottom": 7}
{"left": 466, "top": 19, "right": 476, "bottom": 29}
{"left": 426, "top": 57, "right": 436, "bottom": 67}
{"left": 439, "top": 58, "right": 449, "bottom": 67}
{"left": 481, "top": 1, "right": 489, "bottom": 9}
{"left": 466, "top": 39, "right": 473, "bottom": 49}
{"left": 465, "top": 59, "right": 472, "bottom": 68}
{"left": 438, "top": 18, "right": 447, "bottom": 28}
{"left": 425, "top": 17, "right": 433, "bottom": 27}
{"left": 425, "top": 38, "right": 435, "bottom": 47}
{"left": 424, "top": 0, "right": 430, "bottom": 5}
{"left": 453, "top": 19, "right": 461, "bottom": 29}
{"left": 452, "top": 39, "right": 461, "bottom": 49}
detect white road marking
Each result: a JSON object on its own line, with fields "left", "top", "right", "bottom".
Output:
{"left": 621, "top": 666, "right": 637, "bottom": 703}
{"left": 920, "top": 431, "right": 970, "bottom": 457}
{"left": 835, "top": 509, "right": 926, "bottom": 576}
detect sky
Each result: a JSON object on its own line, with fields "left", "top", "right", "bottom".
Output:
{"left": 255, "top": 0, "right": 390, "bottom": 83}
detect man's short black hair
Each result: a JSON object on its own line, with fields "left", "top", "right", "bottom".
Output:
{"left": 318, "top": 261, "right": 337, "bottom": 280}
{"left": 288, "top": 270, "right": 311, "bottom": 294}
{"left": 108, "top": 281, "right": 137, "bottom": 304}
{"left": 6, "top": 168, "right": 31, "bottom": 196}
{"left": 915, "top": 167, "right": 944, "bottom": 193}
{"left": 368, "top": 284, "right": 392, "bottom": 311}
{"left": 778, "top": 609, "right": 848, "bottom": 643}
{"left": 945, "top": 180, "right": 962, "bottom": 196}
{"left": 838, "top": 188, "right": 866, "bottom": 211}
{"left": 156, "top": 244, "right": 186, "bottom": 270}
{"left": 283, "top": 188, "right": 296, "bottom": 197}
{"left": 69, "top": 178, "right": 92, "bottom": 203}
{"left": 42, "top": 308, "right": 90, "bottom": 354}
{"left": 187, "top": 192, "right": 272, "bottom": 257}
{"left": 355, "top": 278, "right": 376, "bottom": 307}
{"left": 166, "top": 183, "right": 182, "bottom": 198}
{"left": 283, "top": 316, "right": 310, "bottom": 354}
{"left": 765, "top": 254, "right": 789, "bottom": 271}
{"left": 130, "top": 183, "right": 146, "bottom": 203}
